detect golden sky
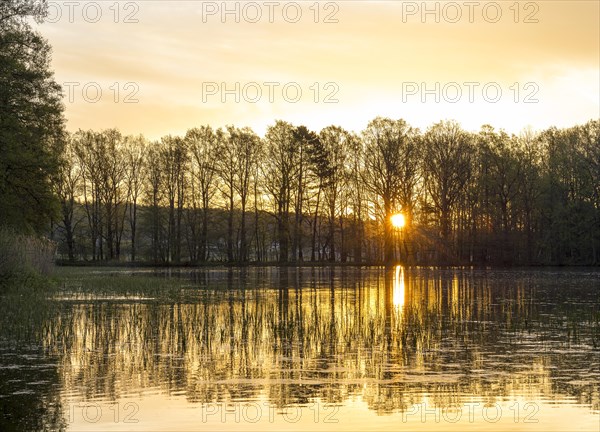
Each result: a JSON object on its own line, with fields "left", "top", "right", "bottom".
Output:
{"left": 40, "top": 0, "right": 599, "bottom": 139}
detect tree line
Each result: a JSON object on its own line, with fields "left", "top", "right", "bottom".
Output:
{"left": 52, "top": 118, "right": 600, "bottom": 266}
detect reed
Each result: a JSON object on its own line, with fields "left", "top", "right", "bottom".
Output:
{"left": 0, "top": 227, "right": 56, "bottom": 288}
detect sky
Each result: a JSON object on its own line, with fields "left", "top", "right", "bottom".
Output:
{"left": 38, "top": 0, "right": 600, "bottom": 139}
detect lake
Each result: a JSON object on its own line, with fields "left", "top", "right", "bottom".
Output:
{"left": 0, "top": 266, "right": 598, "bottom": 431}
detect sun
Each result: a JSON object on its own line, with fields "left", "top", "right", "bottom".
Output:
{"left": 391, "top": 213, "right": 406, "bottom": 229}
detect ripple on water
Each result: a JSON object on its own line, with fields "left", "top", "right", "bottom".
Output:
{"left": 11, "top": 389, "right": 35, "bottom": 395}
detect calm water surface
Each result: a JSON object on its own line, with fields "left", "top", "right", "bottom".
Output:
{"left": 0, "top": 267, "right": 598, "bottom": 431}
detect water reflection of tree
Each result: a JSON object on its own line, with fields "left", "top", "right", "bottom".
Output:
{"left": 41, "top": 268, "right": 599, "bottom": 414}
{"left": 0, "top": 296, "right": 66, "bottom": 431}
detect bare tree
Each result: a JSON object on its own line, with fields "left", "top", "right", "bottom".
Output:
{"left": 145, "top": 144, "right": 164, "bottom": 263}
{"left": 422, "top": 120, "right": 473, "bottom": 261}
{"left": 478, "top": 126, "right": 523, "bottom": 263}
{"left": 232, "top": 127, "right": 262, "bottom": 263}
{"left": 101, "top": 129, "right": 127, "bottom": 260}
{"left": 123, "top": 135, "right": 147, "bottom": 262}
{"left": 291, "top": 126, "right": 317, "bottom": 262}
{"left": 305, "top": 131, "right": 329, "bottom": 261}
{"left": 73, "top": 130, "right": 103, "bottom": 260}
{"left": 319, "top": 126, "right": 351, "bottom": 261}
{"left": 579, "top": 120, "right": 600, "bottom": 264}
{"left": 54, "top": 133, "right": 81, "bottom": 262}
{"left": 263, "top": 121, "right": 299, "bottom": 263}
{"left": 214, "top": 127, "right": 237, "bottom": 262}
{"left": 186, "top": 126, "right": 219, "bottom": 262}
{"left": 345, "top": 132, "right": 367, "bottom": 262}
{"left": 160, "top": 136, "right": 187, "bottom": 263}
{"left": 516, "top": 128, "right": 543, "bottom": 264}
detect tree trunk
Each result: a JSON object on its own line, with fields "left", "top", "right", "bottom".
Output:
{"left": 227, "top": 193, "right": 234, "bottom": 262}
{"left": 311, "top": 186, "right": 321, "bottom": 262}
{"left": 240, "top": 201, "right": 247, "bottom": 263}
{"left": 384, "top": 199, "right": 394, "bottom": 265}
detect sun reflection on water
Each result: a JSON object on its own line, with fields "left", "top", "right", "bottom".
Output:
{"left": 393, "top": 265, "right": 405, "bottom": 311}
